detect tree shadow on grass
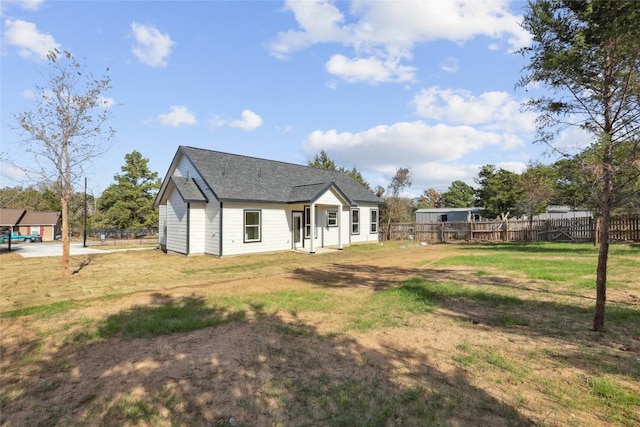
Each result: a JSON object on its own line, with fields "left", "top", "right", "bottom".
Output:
{"left": 290, "top": 263, "right": 640, "bottom": 382}
{"left": 1, "top": 294, "right": 536, "bottom": 426}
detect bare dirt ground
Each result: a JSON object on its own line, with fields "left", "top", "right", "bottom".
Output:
{"left": 1, "top": 244, "right": 639, "bottom": 426}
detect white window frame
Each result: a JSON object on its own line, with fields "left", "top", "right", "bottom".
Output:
{"left": 244, "top": 209, "right": 261, "bottom": 243}
{"left": 351, "top": 208, "right": 360, "bottom": 235}
{"left": 304, "top": 206, "right": 318, "bottom": 238}
{"left": 304, "top": 206, "right": 311, "bottom": 238}
{"left": 327, "top": 210, "right": 338, "bottom": 227}
{"left": 370, "top": 209, "right": 378, "bottom": 233}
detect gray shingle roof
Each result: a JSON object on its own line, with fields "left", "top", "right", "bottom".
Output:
{"left": 179, "top": 146, "right": 381, "bottom": 205}
{"left": 171, "top": 177, "right": 208, "bottom": 203}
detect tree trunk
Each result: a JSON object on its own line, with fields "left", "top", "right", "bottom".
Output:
{"left": 593, "top": 149, "right": 613, "bottom": 332}
{"left": 61, "top": 195, "right": 71, "bottom": 279}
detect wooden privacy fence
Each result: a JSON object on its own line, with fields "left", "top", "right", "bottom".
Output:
{"left": 385, "top": 215, "right": 640, "bottom": 243}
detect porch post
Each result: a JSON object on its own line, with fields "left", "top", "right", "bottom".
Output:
{"left": 337, "top": 205, "right": 343, "bottom": 250}
{"left": 310, "top": 202, "right": 316, "bottom": 254}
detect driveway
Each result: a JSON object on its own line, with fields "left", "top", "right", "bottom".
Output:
{"left": 2, "top": 242, "right": 152, "bottom": 258}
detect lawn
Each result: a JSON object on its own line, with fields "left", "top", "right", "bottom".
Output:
{"left": 1, "top": 241, "right": 639, "bottom": 426}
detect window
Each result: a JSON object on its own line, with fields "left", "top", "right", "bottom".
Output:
{"left": 370, "top": 209, "right": 378, "bottom": 233}
{"left": 327, "top": 210, "right": 338, "bottom": 227}
{"left": 244, "top": 210, "right": 261, "bottom": 242}
{"left": 440, "top": 214, "right": 448, "bottom": 222}
{"left": 304, "top": 206, "right": 318, "bottom": 238}
{"left": 304, "top": 206, "right": 311, "bottom": 238}
{"left": 351, "top": 209, "right": 360, "bottom": 235}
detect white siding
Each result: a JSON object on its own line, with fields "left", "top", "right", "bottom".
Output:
{"left": 205, "top": 200, "right": 221, "bottom": 256}
{"left": 166, "top": 189, "right": 188, "bottom": 254}
{"left": 315, "top": 187, "right": 343, "bottom": 205}
{"left": 349, "top": 204, "right": 379, "bottom": 244}
{"left": 174, "top": 156, "right": 202, "bottom": 182}
{"left": 174, "top": 155, "right": 221, "bottom": 256}
{"left": 159, "top": 205, "right": 167, "bottom": 247}
{"left": 189, "top": 203, "right": 206, "bottom": 254}
{"left": 312, "top": 188, "right": 348, "bottom": 248}
{"left": 222, "top": 202, "right": 294, "bottom": 256}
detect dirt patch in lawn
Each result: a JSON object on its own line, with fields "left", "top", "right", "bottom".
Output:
{"left": 1, "top": 243, "right": 639, "bottom": 426}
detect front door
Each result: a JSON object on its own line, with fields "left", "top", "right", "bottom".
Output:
{"left": 293, "top": 212, "right": 303, "bottom": 249}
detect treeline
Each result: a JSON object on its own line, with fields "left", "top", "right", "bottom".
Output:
{"left": 416, "top": 157, "right": 639, "bottom": 220}
{"left": 0, "top": 151, "right": 160, "bottom": 234}
{"left": 309, "top": 152, "right": 640, "bottom": 227}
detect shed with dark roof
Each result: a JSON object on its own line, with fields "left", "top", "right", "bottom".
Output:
{"left": 154, "top": 146, "right": 382, "bottom": 256}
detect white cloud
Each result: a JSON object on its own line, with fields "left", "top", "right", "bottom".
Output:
{"left": 3, "top": 19, "right": 60, "bottom": 61}
{"left": 325, "top": 54, "right": 416, "bottom": 84}
{"left": 0, "top": 162, "right": 29, "bottom": 182}
{"left": 269, "top": 0, "right": 349, "bottom": 60}
{"left": 229, "top": 110, "right": 263, "bottom": 131}
{"left": 1, "top": 0, "right": 44, "bottom": 12}
{"left": 551, "top": 127, "right": 594, "bottom": 154}
{"left": 157, "top": 105, "right": 197, "bottom": 127}
{"left": 412, "top": 87, "right": 537, "bottom": 135}
{"left": 270, "top": 0, "right": 531, "bottom": 84}
{"left": 303, "top": 121, "right": 505, "bottom": 169}
{"left": 131, "top": 22, "right": 175, "bottom": 67}
{"left": 439, "top": 57, "right": 458, "bottom": 73}
{"left": 18, "top": 0, "right": 44, "bottom": 10}
{"left": 22, "top": 89, "right": 36, "bottom": 99}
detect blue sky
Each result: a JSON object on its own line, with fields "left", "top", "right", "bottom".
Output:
{"left": 1, "top": 0, "right": 583, "bottom": 198}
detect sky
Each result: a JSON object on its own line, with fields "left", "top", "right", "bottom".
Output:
{"left": 0, "top": 0, "right": 587, "bottom": 199}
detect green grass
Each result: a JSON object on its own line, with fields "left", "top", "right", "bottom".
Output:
{"left": 398, "top": 277, "right": 524, "bottom": 307}
{"left": 582, "top": 376, "right": 640, "bottom": 426}
{"left": 434, "top": 242, "right": 639, "bottom": 289}
{"left": 0, "top": 300, "right": 83, "bottom": 319}
{"left": 97, "top": 296, "right": 246, "bottom": 339}
{"left": 218, "top": 289, "right": 339, "bottom": 314}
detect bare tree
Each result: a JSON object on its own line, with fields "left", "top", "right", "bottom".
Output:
{"left": 383, "top": 167, "right": 413, "bottom": 237}
{"left": 13, "top": 50, "right": 115, "bottom": 278}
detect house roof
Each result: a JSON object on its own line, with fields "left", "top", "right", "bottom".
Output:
{"left": 415, "top": 207, "right": 482, "bottom": 213}
{"left": 156, "top": 146, "right": 381, "bottom": 206}
{"left": 288, "top": 181, "right": 352, "bottom": 205}
{"left": 0, "top": 209, "right": 26, "bottom": 226}
{"left": 171, "top": 176, "right": 208, "bottom": 203}
{"left": 19, "top": 211, "right": 61, "bottom": 226}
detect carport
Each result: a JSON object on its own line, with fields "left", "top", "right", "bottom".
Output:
{"left": 0, "top": 208, "right": 26, "bottom": 252}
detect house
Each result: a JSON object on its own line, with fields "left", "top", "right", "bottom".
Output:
{"left": 16, "top": 211, "right": 62, "bottom": 241}
{"left": 415, "top": 207, "right": 485, "bottom": 223}
{"left": 0, "top": 208, "right": 26, "bottom": 231}
{"left": 0, "top": 209, "right": 61, "bottom": 241}
{"left": 154, "top": 146, "right": 382, "bottom": 256}
{"left": 531, "top": 205, "right": 592, "bottom": 220}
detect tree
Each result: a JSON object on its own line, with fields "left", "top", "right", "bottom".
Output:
{"left": 551, "top": 157, "right": 595, "bottom": 210}
{"left": 14, "top": 49, "right": 115, "bottom": 278}
{"left": 383, "top": 167, "right": 413, "bottom": 236}
{"left": 308, "top": 150, "right": 371, "bottom": 190}
{"left": 308, "top": 150, "right": 337, "bottom": 171}
{"left": 519, "top": 0, "right": 640, "bottom": 331}
{"left": 96, "top": 151, "right": 161, "bottom": 229}
{"left": 474, "top": 165, "right": 524, "bottom": 220}
{"left": 519, "top": 162, "right": 556, "bottom": 240}
{"left": 441, "top": 180, "right": 475, "bottom": 208}
{"left": 0, "top": 185, "right": 60, "bottom": 211}
{"left": 415, "top": 188, "right": 442, "bottom": 209}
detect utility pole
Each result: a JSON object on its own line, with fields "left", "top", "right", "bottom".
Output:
{"left": 83, "top": 177, "right": 87, "bottom": 248}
